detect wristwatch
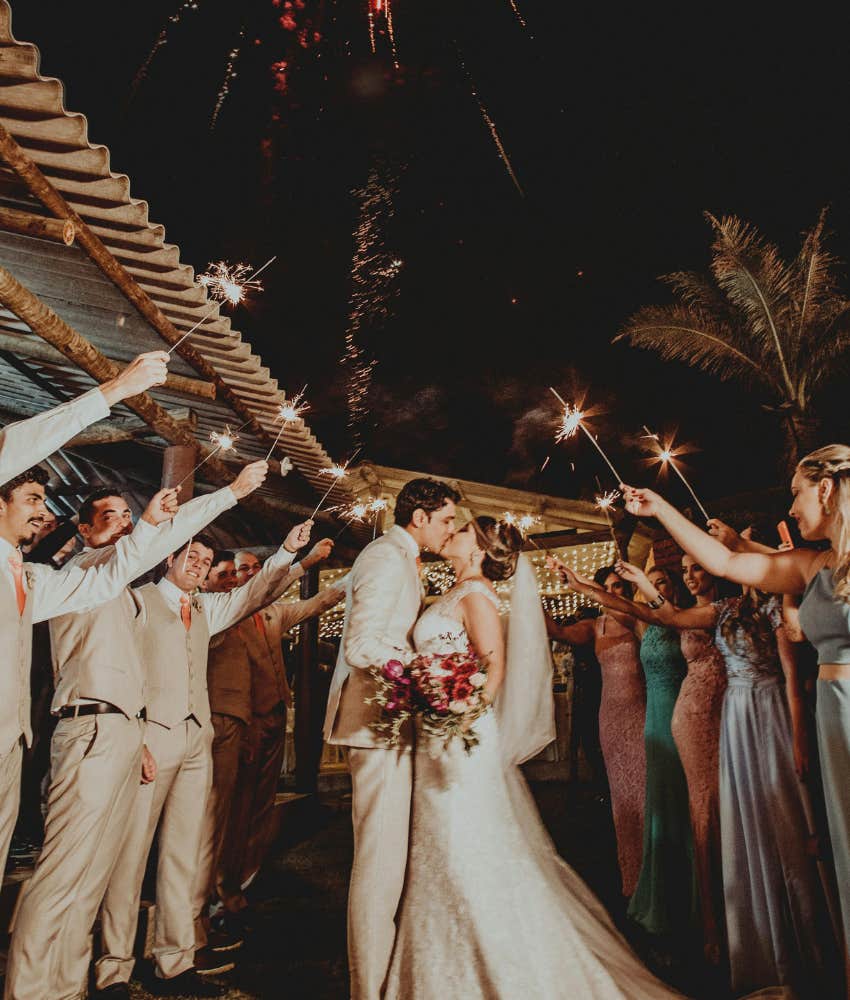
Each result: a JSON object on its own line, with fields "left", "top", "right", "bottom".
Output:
{"left": 646, "top": 594, "right": 667, "bottom": 610}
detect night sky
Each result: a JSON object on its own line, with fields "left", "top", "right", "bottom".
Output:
{"left": 11, "top": 1, "right": 850, "bottom": 509}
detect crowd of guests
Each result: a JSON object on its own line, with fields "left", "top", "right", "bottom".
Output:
{"left": 547, "top": 444, "right": 850, "bottom": 999}
{"left": 0, "top": 353, "right": 346, "bottom": 999}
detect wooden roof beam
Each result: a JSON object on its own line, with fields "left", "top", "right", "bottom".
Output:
{"left": 0, "top": 122, "right": 277, "bottom": 449}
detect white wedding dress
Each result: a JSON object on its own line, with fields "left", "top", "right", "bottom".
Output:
{"left": 383, "top": 575, "right": 684, "bottom": 1000}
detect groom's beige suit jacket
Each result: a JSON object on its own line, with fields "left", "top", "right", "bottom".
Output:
{"left": 323, "top": 525, "right": 421, "bottom": 749}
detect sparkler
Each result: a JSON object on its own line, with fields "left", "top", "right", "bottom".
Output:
{"left": 309, "top": 448, "right": 362, "bottom": 520}
{"left": 332, "top": 495, "right": 386, "bottom": 541}
{"left": 549, "top": 387, "right": 624, "bottom": 484}
{"left": 175, "top": 426, "right": 239, "bottom": 490}
{"left": 503, "top": 511, "right": 542, "bottom": 549}
{"left": 643, "top": 428, "right": 711, "bottom": 524}
{"left": 594, "top": 487, "right": 622, "bottom": 560}
{"left": 168, "top": 256, "right": 276, "bottom": 355}
{"left": 264, "top": 387, "right": 309, "bottom": 461}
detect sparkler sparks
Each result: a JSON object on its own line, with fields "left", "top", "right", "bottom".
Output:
{"left": 643, "top": 427, "right": 710, "bottom": 523}
{"left": 594, "top": 486, "right": 622, "bottom": 559}
{"left": 198, "top": 261, "right": 264, "bottom": 306}
{"left": 549, "top": 387, "right": 624, "bottom": 485}
{"left": 169, "top": 256, "right": 276, "bottom": 355}
{"left": 594, "top": 489, "right": 620, "bottom": 512}
{"left": 175, "top": 425, "right": 239, "bottom": 490}
{"left": 331, "top": 495, "right": 386, "bottom": 541}
{"left": 264, "top": 387, "right": 310, "bottom": 461}
{"left": 309, "top": 448, "right": 362, "bottom": 520}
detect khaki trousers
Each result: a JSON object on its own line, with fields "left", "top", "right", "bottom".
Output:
{"left": 4, "top": 715, "right": 143, "bottom": 1000}
{"left": 96, "top": 720, "right": 213, "bottom": 987}
{"left": 0, "top": 738, "right": 22, "bottom": 875}
{"left": 219, "top": 706, "right": 287, "bottom": 910}
{"left": 192, "top": 712, "right": 244, "bottom": 947}
{"left": 346, "top": 746, "right": 412, "bottom": 1000}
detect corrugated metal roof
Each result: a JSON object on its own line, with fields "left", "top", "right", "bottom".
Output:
{"left": 0, "top": 1, "right": 357, "bottom": 519}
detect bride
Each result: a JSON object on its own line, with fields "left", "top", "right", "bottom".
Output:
{"left": 383, "top": 516, "right": 683, "bottom": 999}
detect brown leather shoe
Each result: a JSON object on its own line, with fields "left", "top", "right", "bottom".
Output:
{"left": 194, "top": 946, "right": 237, "bottom": 976}
{"left": 207, "top": 925, "right": 244, "bottom": 952}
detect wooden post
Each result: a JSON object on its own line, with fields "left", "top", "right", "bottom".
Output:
{"left": 294, "top": 565, "right": 321, "bottom": 793}
{"left": 161, "top": 445, "right": 197, "bottom": 499}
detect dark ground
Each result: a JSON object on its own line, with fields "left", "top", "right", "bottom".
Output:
{"left": 123, "top": 781, "right": 719, "bottom": 1000}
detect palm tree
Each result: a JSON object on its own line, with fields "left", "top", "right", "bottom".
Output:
{"left": 614, "top": 210, "right": 850, "bottom": 470}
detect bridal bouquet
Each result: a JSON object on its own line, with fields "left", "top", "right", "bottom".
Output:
{"left": 369, "top": 643, "right": 490, "bottom": 754}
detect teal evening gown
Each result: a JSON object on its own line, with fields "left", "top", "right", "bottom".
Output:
{"left": 628, "top": 625, "right": 699, "bottom": 939}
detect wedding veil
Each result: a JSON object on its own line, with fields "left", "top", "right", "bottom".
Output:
{"left": 494, "top": 552, "right": 556, "bottom": 765}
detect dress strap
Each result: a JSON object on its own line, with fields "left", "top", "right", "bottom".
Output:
{"left": 448, "top": 579, "right": 500, "bottom": 609}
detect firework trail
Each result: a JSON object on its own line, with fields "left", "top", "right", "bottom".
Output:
{"left": 456, "top": 45, "right": 524, "bottom": 198}
{"left": 211, "top": 26, "right": 246, "bottom": 129}
{"left": 507, "top": 0, "right": 527, "bottom": 30}
{"left": 131, "top": 0, "right": 203, "bottom": 98}
{"left": 342, "top": 156, "right": 403, "bottom": 450}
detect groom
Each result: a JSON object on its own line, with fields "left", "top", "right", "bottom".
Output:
{"left": 324, "top": 477, "right": 459, "bottom": 1000}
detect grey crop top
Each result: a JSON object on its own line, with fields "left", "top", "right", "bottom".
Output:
{"left": 798, "top": 569, "right": 850, "bottom": 665}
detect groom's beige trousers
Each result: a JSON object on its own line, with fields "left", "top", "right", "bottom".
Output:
{"left": 347, "top": 746, "right": 413, "bottom": 1000}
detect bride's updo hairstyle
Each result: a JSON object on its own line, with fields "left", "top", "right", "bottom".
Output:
{"left": 471, "top": 516, "right": 524, "bottom": 582}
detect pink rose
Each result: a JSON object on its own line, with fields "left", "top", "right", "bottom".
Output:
{"left": 383, "top": 659, "right": 405, "bottom": 680}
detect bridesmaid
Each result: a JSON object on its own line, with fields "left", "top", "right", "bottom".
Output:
{"left": 669, "top": 554, "right": 727, "bottom": 965}
{"left": 546, "top": 566, "right": 646, "bottom": 898}
{"left": 555, "top": 555, "right": 728, "bottom": 964}
{"left": 629, "top": 568, "right": 698, "bottom": 946}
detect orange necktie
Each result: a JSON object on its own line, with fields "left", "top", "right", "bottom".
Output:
{"left": 8, "top": 552, "right": 25, "bottom": 616}
{"left": 252, "top": 611, "right": 266, "bottom": 636}
{"left": 179, "top": 594, "right": 191, "bottom": 631}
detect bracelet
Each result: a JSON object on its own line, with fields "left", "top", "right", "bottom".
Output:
{"left": 646, "top": 594, "right": 666, "bottom": 610}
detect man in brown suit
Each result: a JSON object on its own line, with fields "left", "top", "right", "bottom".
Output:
{"left": 193, "top": 544, "right": 345, "bottom": 957}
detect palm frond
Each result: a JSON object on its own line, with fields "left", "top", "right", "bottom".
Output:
{"left": 705, "top": 212, "right": 796, "bottom": 397}
{"left": 614, "top": 303, "right": 780, "bottom": 392}
{"left": 661, "top": 270, "right": 732, "bottom": 318}
{"left": 791, "top": 209, "right": 847, "bottom": 358}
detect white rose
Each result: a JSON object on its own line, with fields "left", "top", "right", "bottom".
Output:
{"left": 469, "top": 672, "right": 486, "bottom": 688}
{"left": 449, "top": 700, "right": 467, "bottom": 714}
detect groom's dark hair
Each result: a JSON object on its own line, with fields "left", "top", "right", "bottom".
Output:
{"left": 394, "top": 478, "right": 460, "bottom": 528}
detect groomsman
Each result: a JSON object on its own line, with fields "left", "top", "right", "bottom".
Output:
{"left": 225, "top": 555, "right": 347, "bottom": 907}
{"left": 95, "top": 520, "right": 316, "bottom": 999}
{"left": 202, "top": 550, "right": 238, "bottom": 594}
{"left": 0, "top": 351, "right": 169, "bottom": 486}
{"left": 192, "top": 543, "right": 345, "bottom": 961}
{"left": 3, "top": 463, "right": 269, "bottom": 1000}
{"left": 0, "top": 467, "right": 181, "bottom": 883}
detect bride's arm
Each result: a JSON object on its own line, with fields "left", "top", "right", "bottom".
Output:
{"left": 460, "top": 591, "right": 506, "bottom": 700}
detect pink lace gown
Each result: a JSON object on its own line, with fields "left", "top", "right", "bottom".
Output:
{"left": 594, "top": 614, "right": 646, "bottom": 897}
{"left": 670, "top": 627, "right": 727, "bottom": 963}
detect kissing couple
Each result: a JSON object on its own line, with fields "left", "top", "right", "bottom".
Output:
{"left": 324, "top": 478, "right": 684, "bottom": 999}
